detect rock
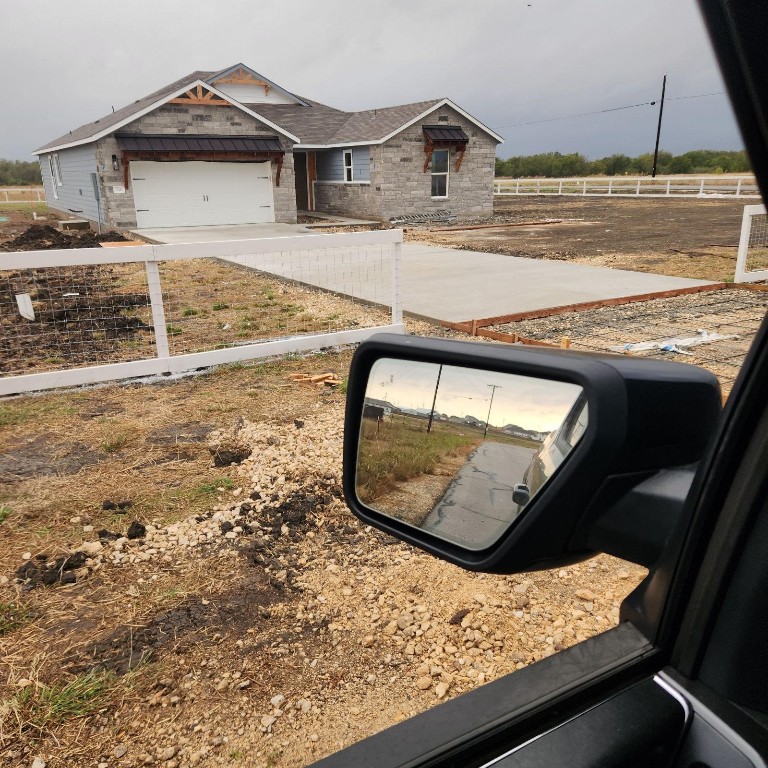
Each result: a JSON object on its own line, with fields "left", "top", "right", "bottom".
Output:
{"left": 114, "top": 744, "right": 129, "bottom": 758}
{"left": 21, "top": 552, "right": 32, "bottom": 561}
{"left": 361, "top": 635, "right": 375, "bottom": 648}
{"left": 127, "top": 521, "right": 146, "bottom": 540}
{"left": 78, "top": 541, "right": 103, "bottom": 557}
{"left": 435, "top": 682, "right": 449, "bottom": 698}
{"left": 448, "top": 608, "right": 470, "bottom": 625}
{"left": 158, "top": 746, "right": 176, "bottom": 761}
{"left": 416, "top": 676, "right": 432, "bottom": 690}
{"left": 575, "top": 589, "right": 597, "bottom": 601}
{"left": 261, "top": 715, "right": 277, "bottom": 728}
{"left": 31, "top": 758, "right": 46, "bottom": 768}
{"left": 270, "top": 693, "right": 286, "bottom": 708}
{"left": 102, "top": 500, "right": 118, "bottom": 511}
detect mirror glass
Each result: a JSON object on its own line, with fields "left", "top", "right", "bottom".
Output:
{"left": 356, "top": 359, "right": 587, "bottom": 550}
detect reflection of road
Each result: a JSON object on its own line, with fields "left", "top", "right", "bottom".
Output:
{"left": 422, "top": 441, "right": 535, "bottom": 549}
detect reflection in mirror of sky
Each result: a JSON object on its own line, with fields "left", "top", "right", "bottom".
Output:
{"left": 367, "top": 359, "right": 582, "bottom": 433}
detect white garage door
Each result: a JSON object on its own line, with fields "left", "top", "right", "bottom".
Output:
{"left": 130, "top": 161, "right": 274, "bottom": 228}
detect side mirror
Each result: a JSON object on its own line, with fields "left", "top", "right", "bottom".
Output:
{"left": 343, "top": 334, "right": 721, "bottom": 574}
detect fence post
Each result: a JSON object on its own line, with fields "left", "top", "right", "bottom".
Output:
{"left": 516, "top": 180, "right": 520, "bottom": 195}
{"left": 582, "top": 180, "right": 587, "bottom": 196}
{"left": 145, "top": 260, "right": 170, "bottom": 359}
{"left": 608, "top": 180, "right": 612, "bottom": 195}
{"left": 391, "top": 237, "right": 403, "bottom": 326}
{"left": 699, "top": 179, "right": 705, "bottom": 195}
{"left": 636, "top": 179, "right": 641, "bottom": 196}
{"left": 736, "top": 178, "right": 743, "bottom": 197}
{"left": 666, "top": 180, "right": 671, "bottom": 196}
{"left": 558, "top": 180, "right": 563, "bottom": 195}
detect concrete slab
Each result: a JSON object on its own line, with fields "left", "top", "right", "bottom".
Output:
{"left": 400, "top": 243, "right": 715, "bottom": 323}
{"left": 131, "top": 225, "right": 716, "bottom": 323}
{"left": 131, "top": 223, "right": 314, "bottom": 244}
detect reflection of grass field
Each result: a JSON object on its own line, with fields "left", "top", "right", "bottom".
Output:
{"left": 356, "top": 414, "right": 540, "bottom": 503}
{"left": 357, "top": 416, "right": 478, "bottom": 503}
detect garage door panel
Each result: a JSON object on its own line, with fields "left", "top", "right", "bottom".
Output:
{"left": 130, "top": 161, "right": 274, "bottom": 228}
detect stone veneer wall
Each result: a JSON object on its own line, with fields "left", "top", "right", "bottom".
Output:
{"left": 371, "top": 105, "right": 497, "bottom": 222}
{"left": 95, "top": 104, "right": 297, "bottom": 228}
{"left": 312, "top": 181, "right": 381, "bottom": 220}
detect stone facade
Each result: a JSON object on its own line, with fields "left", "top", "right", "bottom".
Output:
{"left": 95, "top": 103, "right": 297, "bottom": 228}
{"left": 313, "top": 180, "right": 381, "bottom": 220}
{"left": 370, "top": 105, "right": 497, "bottom": 222}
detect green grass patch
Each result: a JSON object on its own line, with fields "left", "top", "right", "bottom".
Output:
{"left": 181, "top": 307, "right": 199, "bottom": 317}
{"left": 102, "top": 432, "right": 132, "bottom": 453}
{"left": 0, "top": 400, "right": 77, "bottom": 429}
{"left": 0, "top": 602, "right": 31, "bottom": 635}
{"left": 194, "top": 477, "right": 235, "bottom": 496}
{"left": 212, "top": 302, "right": 230, "bottom": 311}
{"left": 166, "top": 324, "right": 183, "bottom": 336}
{"left": 0, "top": 506, "right": 11, "bottom": 524}
{"left": 6, "top": 670, "right": 115, "bottom": 733}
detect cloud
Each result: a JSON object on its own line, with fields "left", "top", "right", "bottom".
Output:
{"left": 0, "top": 0, "right": 742, "bottom": 160}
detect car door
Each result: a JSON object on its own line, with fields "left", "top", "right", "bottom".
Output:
{"left": 309, "top": 1, "right": 768, "bottom": 765}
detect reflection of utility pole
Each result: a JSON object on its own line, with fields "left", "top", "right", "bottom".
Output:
{"left": 427, "top": 364, "right": 443, "bottom": 433}
{"left": 484, "top": 384, "right": 502, "bottom": 438}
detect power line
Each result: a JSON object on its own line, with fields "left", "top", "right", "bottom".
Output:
{"left": 498, "top": 91, "right": 726, "bottom": 129}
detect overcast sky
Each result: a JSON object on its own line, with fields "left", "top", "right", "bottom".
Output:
{"left": 2, "top": 0, "right": 743, "bottom": 161}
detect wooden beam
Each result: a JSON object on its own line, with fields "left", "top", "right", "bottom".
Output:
{"left": 454, "top": 146, "right": 466, "bottom": 172}
{"left": 275, "top": 156, "right": 283, "bottom": 187}
{"left": 308, "top": 151, "right": 317, "bottom": 210}
{"left": 462, "top": 283, "right": 729, "bottom": 329}
{"left": 429, "top": 219, "right": 564, "bottom": 233}
{"left": 423, "top": 141, "right": 433, "bottom": 174}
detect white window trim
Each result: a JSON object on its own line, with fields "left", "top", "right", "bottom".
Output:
{"left": 343, "top": 150, "right": 353, "bottom": 183}
{"left": 431, "top": 149, "right": 449, "bottom": 199}
{"left": 48, "top": 155, "right": 61, "bottom": 198}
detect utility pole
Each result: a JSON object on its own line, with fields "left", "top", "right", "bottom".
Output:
{"left": 652, "top": 73, "right": 667, "bottom": 178}
{"left": 427, "top": 365, "right": 443, "bottom": 433}
{"left": 484, "top": 384, "right": 502, "bottom": 439}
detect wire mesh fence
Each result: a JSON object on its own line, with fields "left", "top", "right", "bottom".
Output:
{"left": 0, "top": 231, "right": 403, "bottom": 394}
{"left": 736, "top": 204, "right": 768, "bottom": 282}
{"left": 1, "top": 262, "right": 155, "bottom": 375}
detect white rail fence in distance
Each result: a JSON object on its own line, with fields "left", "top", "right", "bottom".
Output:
{"left": 494, "top": 175, "right": 760, "bottom": 199}
{"left": 0, "top": 187, "right": 46, "bottom": 204}
{"left": 0, "top": 230, "right": 404, "bottom": 396}
{"left": 735, "top": 204, "right": 768, "bottom": 283}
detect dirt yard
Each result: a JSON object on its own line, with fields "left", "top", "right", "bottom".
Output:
{"left": 409, "top": 196, "right": 749, "bottom": 282}
{"left": 0, "top": 196, "right": 763, "bottom": 767}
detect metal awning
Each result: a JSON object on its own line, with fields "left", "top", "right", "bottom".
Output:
{"left": 422, "top": 126, "right": 469, "bottom": 145}
{"left": 115, "top": 134, "right": 283, "bottom": 153}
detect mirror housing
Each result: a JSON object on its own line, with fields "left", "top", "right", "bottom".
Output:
{"left": 343, "top": 334, "right": 722, "bottom": 574}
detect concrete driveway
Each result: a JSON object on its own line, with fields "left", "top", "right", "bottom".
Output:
{"left": 134, "top": 225, "right": 715, "bottom": 323}
{"left": 132, "top": 223, "right": 314, "bottom": 243}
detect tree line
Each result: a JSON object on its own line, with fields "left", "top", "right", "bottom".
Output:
{"left": 0, "top": 159, "right": 42, "bottom": 186}
{"left": 495, "top": 149, "right": 750, "bottom": 178}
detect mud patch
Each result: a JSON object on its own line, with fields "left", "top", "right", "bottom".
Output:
{"left": 0, "top": 224, "right": 129, "bottom": 252}
{"left": 68, "top": 584, "right": 283, "bottom": 676}
{"left": 0, "top": 434, "right": 102, "bottom": 482}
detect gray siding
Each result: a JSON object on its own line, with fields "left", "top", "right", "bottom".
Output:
{"left": 316, "top": 146, "right": 370, "bottom": 182}
{"left": 39, "top": 145, "right": 100, "bottom": 223}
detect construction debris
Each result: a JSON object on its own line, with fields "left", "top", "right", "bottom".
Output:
{"left": 389, "top": 210, "right": 456, "bottom": 226}
{"left": 288, "top": 372, "right": 343, "bottom": 388}
{"left": 609, "top": 329, "right": 738, "bottom": 355}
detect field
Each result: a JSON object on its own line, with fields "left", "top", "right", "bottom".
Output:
{"left": 1, "top": 195, "right": 764, "bottom": 766}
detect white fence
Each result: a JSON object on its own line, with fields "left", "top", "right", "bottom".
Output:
{"left": 0, "top": 187, "right": 46, "bottom": 204}
{"left": 494, "top": 175, "right": 760, "bottom": 199}
{"left": 0, "top": 230, "right": 404, "bottom": 396}
{"left": 735, "top": 204, "right": 768, "bottom": 283}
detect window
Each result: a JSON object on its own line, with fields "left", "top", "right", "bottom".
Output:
{"left": 48, "top": 154, "right": 62, "bottom": 198}
{"left": 343, "top": 150, "right": 353, "bottom": 182}
{"left": 431, "top": 149, "right": 449, "bottom": 197}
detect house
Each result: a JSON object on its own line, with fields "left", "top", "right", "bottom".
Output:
{"left": 363, "top": 397, "right": 395, "bottom": 416}
{"left": 33, "top": 65, "right": 502, "bottom": 230}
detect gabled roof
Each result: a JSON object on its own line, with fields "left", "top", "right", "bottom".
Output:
{"left": 34, "top": 66, "right": 502, "bottom": 155}
{"left": 205, "top": 64, "right": 310, "bottom": 107}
